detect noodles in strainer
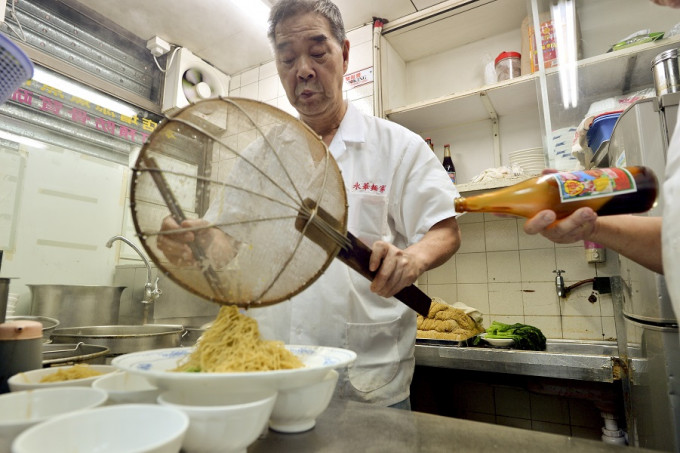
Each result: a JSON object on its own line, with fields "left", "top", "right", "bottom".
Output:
{"left": 173, "top": 305, "right": 303, "bottom": 372}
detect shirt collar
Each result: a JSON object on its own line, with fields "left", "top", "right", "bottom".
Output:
{"left": 329, "top": 102, "right": 366, "bottom": 160}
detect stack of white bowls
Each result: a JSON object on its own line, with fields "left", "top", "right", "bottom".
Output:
{"left": 5, "top": 293, "right": 18, "bottom": 317}
{"left": 509, "top": 147, "right": 546, "bottom": 174}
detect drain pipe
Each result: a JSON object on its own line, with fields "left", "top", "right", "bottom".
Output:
{"left": 600, "top": 411, "right": 627, "bottom": 445}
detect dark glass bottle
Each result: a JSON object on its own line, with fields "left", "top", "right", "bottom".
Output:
{"left": 443, "top": 144, "right": 456, "bottom": 183}
{"left": 425, "top": 137, "right": 435, "bottom": 153}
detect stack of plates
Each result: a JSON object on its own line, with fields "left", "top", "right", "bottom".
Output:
{"left": 509, "top": 147, "right": 546, "bottom": 174}
{"left": 5, "top": 293, "right": 18, "bottom": 317}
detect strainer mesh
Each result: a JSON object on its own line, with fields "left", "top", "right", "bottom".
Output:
{"left": 131, "top": 98, "right": 347, "bottom": 307}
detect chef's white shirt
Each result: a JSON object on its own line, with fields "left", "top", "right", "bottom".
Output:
{"left": 662, "top": 111, "right": 680, "bottom": 326}
{"left": 249, "top": 103, "right": 459, "bottom": 406}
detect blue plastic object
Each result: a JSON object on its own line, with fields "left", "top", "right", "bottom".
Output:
{"left": 0, "top": 31, "right": 34, "bottom": 106}
{"left": 587, "top": 112, "right": 621, "bottom": 152}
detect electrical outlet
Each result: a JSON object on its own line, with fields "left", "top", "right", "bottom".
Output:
{"left": 146, "top": 36, "right": 171, "bottom": 57}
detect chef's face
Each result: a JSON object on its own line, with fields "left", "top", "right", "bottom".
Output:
{"left": 273, "top": 11, "right": 349, "bottom": 120}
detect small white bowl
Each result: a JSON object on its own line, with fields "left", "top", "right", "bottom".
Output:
{"left": 480, "top": 333, "right": 514, "bottom": 348}
{"left": 92, "top": 371, "right": 159, "bottom": 405}
{"left": 0, "top": 387, "right": 108, "bottom": 453}
{"left": 8, "top": 364, "right": 118, "bottom": 391}
{"left": 12, "top": 404, "right": 189, "bottom": 453}
{"left": 269, "top": 369, "right": 338, "bottom": 433}
{"left": 157, "top": 389, "right": 277, "bottom": 453}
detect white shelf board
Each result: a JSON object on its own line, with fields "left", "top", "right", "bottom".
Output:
{"left": 545, "top": 35, "right": 680, "bottom": 100}
{"left": 385, "top": 74, "right": 538, "bottom": 133}
{"left": 382, "top": 0, "right": 528, "bottom": 62}
{"left": 456, "top": 173, "right": 537, "bottom": 194}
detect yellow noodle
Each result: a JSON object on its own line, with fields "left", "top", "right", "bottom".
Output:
{"left": 173, "top": 305, "right": 304, "bottom": 372}
{"left": 39, "top": 364, "right": 103, "bottom": 382}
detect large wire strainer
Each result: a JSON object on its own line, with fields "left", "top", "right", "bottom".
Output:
{"left": 131, "top": 98, "right": 431, "bottom": 316}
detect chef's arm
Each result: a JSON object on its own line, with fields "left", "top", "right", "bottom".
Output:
{"left": 524, "top": 208, "right": 663, "bottom": 274}
{"left": 368, "top": 216, "right": 461, "bottom": 298}
{"left": 156, "top": 216, "right": 240, "bottom": 267}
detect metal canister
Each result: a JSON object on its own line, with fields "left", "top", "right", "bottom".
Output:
{"left": 652, "top": 48, "right": 680, "bottom": 97}
{"left": 0, "top": 320, "right": 42, "bottom": 393}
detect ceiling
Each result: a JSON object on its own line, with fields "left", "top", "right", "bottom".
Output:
{"left": 68, "top": 0, "right": 448, "bottom": 76}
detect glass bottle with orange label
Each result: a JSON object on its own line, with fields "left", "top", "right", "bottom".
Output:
{"left": 453, "top": 166, "right": 657, "bottom": 219}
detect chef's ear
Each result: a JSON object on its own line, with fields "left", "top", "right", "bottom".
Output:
{"left": 342, "top": 39, "right": 350, "bottom": 73}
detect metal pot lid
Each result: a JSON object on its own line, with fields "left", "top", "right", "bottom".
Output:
{"left": 7, "top": 315, "right": 60, "bottom": 331}
{"left": 652, "top": 48, "right": 679, "bottom": 67}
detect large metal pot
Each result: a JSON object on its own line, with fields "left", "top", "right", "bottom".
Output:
{"left": 7, "top": 315, "right": 60, "bottom": 340}
{"left": 28, "top": 284, "right": 126, "bottom": 328}
{"left": 49, "top": 325, "right": 184, "bottom": 358}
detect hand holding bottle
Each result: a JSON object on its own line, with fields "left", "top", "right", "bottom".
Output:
{"left": 522, "top": 168, "right": 599, "bottom": 244}
{"left": 523, "top": 206, "right": 599, "bottom": 244}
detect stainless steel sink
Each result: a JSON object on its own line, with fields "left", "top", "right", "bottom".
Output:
{"left": 545, "top": 339, "right": 618, "bottom": 356}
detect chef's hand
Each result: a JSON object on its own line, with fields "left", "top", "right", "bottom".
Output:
{"left": 650, "top": 0, "right": 680, "bottom": 7}
{"left": 157, "top": 216, "right": 238, "bottom": 267}
{"left": 523, "top": 207, "right": 598, "bottom": 244}
{"left": 368, "top": 241, "right": 424, "bottom": 298}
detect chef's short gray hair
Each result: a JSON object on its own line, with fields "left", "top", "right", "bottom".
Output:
{"left": 268, "top": 0, "right": 346, "bottom": 46}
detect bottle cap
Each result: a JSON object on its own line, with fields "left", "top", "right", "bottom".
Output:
{"left": 495, "top": 51, "right": 521, "bottom": 66}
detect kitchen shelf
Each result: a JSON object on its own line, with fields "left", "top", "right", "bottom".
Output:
{"left": 385, "top": 74, "right": 539, "bottom": 133}
{"left": 456, "top": 173, "right": 537, "bottom": 194}
{"left": 385, "top": 35, "right": 680, "bottom": 134}
{"left": 544, "top": 34, "right": 680, "bottom": 129}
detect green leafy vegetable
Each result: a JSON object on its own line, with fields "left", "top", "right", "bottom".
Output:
{"left": 484, "top": 321, "right": 546, "bottom": 351}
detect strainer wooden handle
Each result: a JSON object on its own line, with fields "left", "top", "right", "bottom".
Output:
{"left": 296, "top": 198, "right": 432, "bottom": 317}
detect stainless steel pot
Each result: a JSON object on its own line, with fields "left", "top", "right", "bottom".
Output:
{"left": 7, "top": 315, "right": 60, "bottom": 340}
{"left": 49, "top": 324, "right": 184, "bottom": 358}
{"left": 28, "top": 285, "right": 126, "bottom": 328}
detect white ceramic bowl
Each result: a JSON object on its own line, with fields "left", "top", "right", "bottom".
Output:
{"left": 269, "top": 369, "right": 339, "bottom": 433}
{"left": 12, "top": 404, "right": 189, "bottom": 453}
{"left": 158, "top": 389, "right": 277, "bottom": 453}
{"left": 92, "top": 371, "right": 160, "bottom": 405}
{"left": 111, "top": 345, "right": 356, "bottom": 396}
{"left": 0, "top": 387, "right": 108, "bottom": 453}
{"left": 8, "top": 364, "right": 118, "bottom": 391}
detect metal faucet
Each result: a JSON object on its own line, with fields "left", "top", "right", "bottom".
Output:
{"left": 553, "top": 270, "right": 566, "bottom": 298}
{"left": 106, "top": 235, "right": 161, "bottom": 305}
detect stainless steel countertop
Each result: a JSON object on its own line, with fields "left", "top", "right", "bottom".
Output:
{"left": 414, "top": 339, "right": 623, "bottom": 382}
{"left": 250, "top": 399, "right": 650, "bottom": 452}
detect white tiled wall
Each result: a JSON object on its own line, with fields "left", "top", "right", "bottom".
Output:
{"left": 419, "top": 212, "right": 619, "bottom": 341}
{"left": 226, "top": 24, "right": 618, "bottom": 342}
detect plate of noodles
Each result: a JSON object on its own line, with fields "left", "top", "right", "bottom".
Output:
{"left": 111, "top": 306, "right": 356, "bottom": 395}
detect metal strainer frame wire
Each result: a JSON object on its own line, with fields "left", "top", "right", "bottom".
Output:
{"left": 131, "top": 97, "right": 349, "bottom": 307}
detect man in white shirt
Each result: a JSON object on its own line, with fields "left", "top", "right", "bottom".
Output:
{"left": 158, "top": 0, "right": 461, "bottom": 408}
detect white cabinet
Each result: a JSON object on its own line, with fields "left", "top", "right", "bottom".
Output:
{"left": 378, "top": 0, "right": 680, "bottom": 192}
